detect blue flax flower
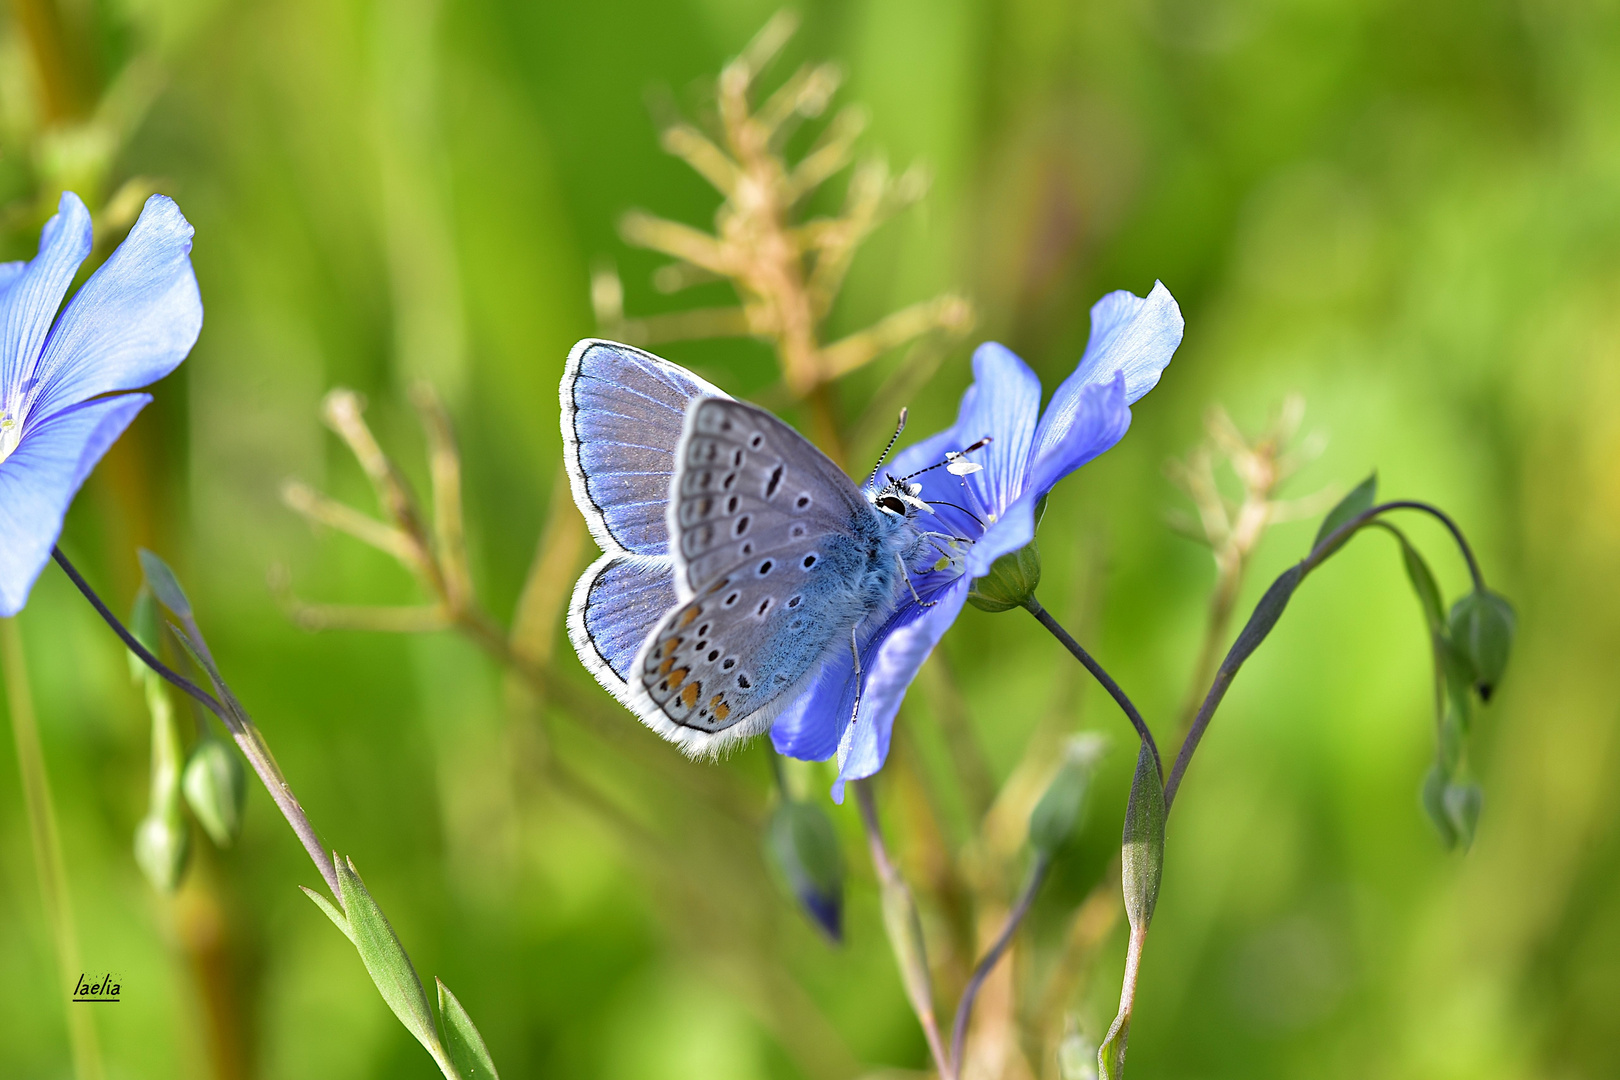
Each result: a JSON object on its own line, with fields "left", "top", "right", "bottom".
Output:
{"left": 771, "top": 283, "right": 1183, "bottom": 800}
{"left": 0, "top": 192, "right": 203, "bottom": 616}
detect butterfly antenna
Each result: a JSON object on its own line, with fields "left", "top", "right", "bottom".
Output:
{"left": 866, "top": 408, "right": 908, "bottom": 487}
{"left": 899, "top": 435, "right": 993, "bottom": 482}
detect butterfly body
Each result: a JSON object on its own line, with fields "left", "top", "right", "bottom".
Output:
{"left": 562, "top": 340, "right": 936, "bottom": 758}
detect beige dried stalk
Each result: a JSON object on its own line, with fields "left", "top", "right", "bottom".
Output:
{"left": 592, "top": 11, "right": 973, "bottom": 455}
{"left": 1165, "top": 396, "right": 1335, "bottom": 732}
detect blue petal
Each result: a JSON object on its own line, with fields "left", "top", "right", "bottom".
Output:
{"left": 0, "top": 193, "right": 92, "bottom": 406}
{"left": 967, "top": 375, "right": 1130, "bottom": 577}
{"left": 954, "top": 343, "right": 1041, "bottom": 518}
{"left": 25, "top": 195, "right": 202, "bottom": 426}
{"left": 1034, "top": 282, "right": 1181, "bottom": 466}
{"left": 0, "top": 393, "right": 150, "bottom": 616}
{"left": 770, "top": 646, "right": 857, "bottom": 762}
{"left": 830, "top": 580, "right": 970, "bottom": 802}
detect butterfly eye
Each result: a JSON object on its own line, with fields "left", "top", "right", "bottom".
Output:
{"left": 878, "top": 495, "right": 907, "bottom": 515}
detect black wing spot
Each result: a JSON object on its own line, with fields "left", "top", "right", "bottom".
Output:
{"left": 766, "top": 464, "right": 784, "bottom": 498}
{"left": 723, "top": 658, "right": 736, "bottom": 670}
{"left": 698, "top": 623, "right": 710, "bottom": 636}
{"left": 787, "top": 595, "right": 801, "bottom": 608}
{"left": 734, "top": 515, "right": 751, "bottom": 537}
{"left": 756, "top": 598, "right": 772, "bottom": 616}
{"left": 749, "top": 432, "right": 764, "bottom": 448}
{"left": 726, "top": 495, "right": 739, "bottom": 513}
{"left": 802, "top": 554, "right": 818, "bottom": 569}
{"left": 737, "top": 674, "right": 751, "bottom": 689}
{"left": 789, "top": 524, "right": 807, "bottom": 539}
{"left": 741, "top": 542, "right": 754, "bottom": 556}
{"left": 757, "top": 560, "right": 773, "bottom": 576}
{"left": 732, "top": 448, "right": 745, "bottom": 466}
{"left": 724, "top": 592, "right": 740, "bottom": 607}
{"left": 795, "top": 494, "right": 811, "bottom": 509}
{"left": 723, "top": 472, "right": 738, "bottom": 490}
{"left": 707, "top": 649, "right": 720, "bottom": 661}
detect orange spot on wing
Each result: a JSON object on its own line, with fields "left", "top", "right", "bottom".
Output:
{"left": 659, "top": 657, "right": 676, "bottom": 675}
{"left": 710, "top": 697, "right": 730, "bottom": 721}
{"left": 667, "top": 667, "right": 688, "bottom": 690}
{"left": 680, "top": 606, "right": 701, "bottom": 628}
{"left": 681, "top": 682, "right": 700, "bottom": 708}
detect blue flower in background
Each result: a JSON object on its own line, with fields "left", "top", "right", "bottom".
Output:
{"left": 770, "top": 282, "right": 1184, "bottom": 799}
{"left": 0, "top": 192, "right": 203, "bottom": 616}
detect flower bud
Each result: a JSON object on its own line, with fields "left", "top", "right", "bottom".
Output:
{"left": 1029, "top": 733, "right": 1106, "bottom": 855}
{"left": 968, "top": 540, "right": 1042, "bottom": 613}
{"left": 1447, "top": 590, "right": 1515, "bottom": 701}
{"left": 1421, "top": 764, "right": 1458, "bottom": 850}
{"left": 1443, "top": 780, "right": 1483, "bottom": 852}
{"left": 184, "top": 737, "right": 246, "bottom": 848}
{"left": 135, "top": 810, "right": 190, "bottom": 893}
{"left": 765, "top": 799, "right": 844, "bottom": 941}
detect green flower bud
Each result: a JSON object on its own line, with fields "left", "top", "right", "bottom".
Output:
{"left": 1421, "top": 764, "right": 1458, "bottom": 850}
{"left": 135, "top": 810, "right": 190, "bottom": 893}
{"left": 765, "top": 799, "right": 845, "bottom": 941}
{"left": 967, "top": 540, "right": 1042, "bottom": 613}
{"left": 184, "top": 738, "right": 246, "bottom": 848}
{"left": 1029, "top": 733, "right": 1107, "bottom": 855}
{"left": 1447, "top": 590, "right": 1515, "bottom": 700}
{"left": 1443, "top": 780, "right": 1483, "bottom": 852}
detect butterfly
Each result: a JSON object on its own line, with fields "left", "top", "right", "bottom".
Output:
{"left": 560, "top": 339, "right": 978, "bottom": 758}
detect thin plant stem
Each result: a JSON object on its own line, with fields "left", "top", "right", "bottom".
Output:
{"left": 1164, "top": 499, "right": 1488, "bottom": 810}
{"left": 52, "top": 548, "right": 341, "bottom": 898}
{"left": 948, "top": 853, "right": 1051, "bottom": 1077}
{"left": 855, "top": 779, "right": 950, "bottom": 1078}
{"left": 1023, "top": 595, "right": 1161, "bottom": 778}
{"left": 1, "top": 618, "right": 105, "bottom": 1080}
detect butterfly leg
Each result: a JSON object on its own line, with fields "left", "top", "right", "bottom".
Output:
{"left": 896, "top": 553, "right": 940, "bottom": 609}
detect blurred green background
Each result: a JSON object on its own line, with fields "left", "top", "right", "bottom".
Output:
{"left": 3, "top": 0, "right": 1617, "bottom": 1077}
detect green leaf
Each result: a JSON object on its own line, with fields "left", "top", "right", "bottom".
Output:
{"left": 1422, "top": 764, "right": 1458, "bottom": 850}
{"left": 1121, "top": 743, "right": 1166, "bottom": 929}
{"left": 765, "top": 799, "right": 844, "bottom": 940}
{"left": 1312, "top": 473, "right": 1378, "bottom": 554}
{"left": 1222, "top": 564, "right": 1304, "bottom": 673}
{"left": 127, "top": 587, "right": 161, "bottom": 681}
{"left": 437, "top": 979, "right": 501, "bottom": 1080}
{"left": 184, "top": 738, "right": 246, "bottom": 847}
{"left": 300, "top": 885, "right": 355, "bottom": 945}
{"left": 138, "top": 548, "right": 194, "bottom": 619}
{"left": 333, "top": 854, "right": 446, "bottom": 1063}
{"left": 1394, "top": 531, "right": 1444, "bottom": 632}
{"left": 1447, "top": 590, "right": 1516, "bottom": 700}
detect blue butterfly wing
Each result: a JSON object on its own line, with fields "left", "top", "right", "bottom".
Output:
{"left": 560, "top": 339, "right": 730, "bottom": 556}
{"left": 561, "top": 340, "right": 728, "bottom": 705}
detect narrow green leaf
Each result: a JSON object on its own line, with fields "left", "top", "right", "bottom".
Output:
{"left": 334, "top": 854, "right": 445, "bottom": 1061}
{"left": 300, "top": 885, "right": 355, "bottom": 945}
{"left": 1222, "top": 564, "right": 1304, "bottom": 673}
{"left": 437, "top": 979, "right": 501, "bottom": 1080}
{"left": 138, "top": 548, "right": 194, "bottom": 618}
{"left": 1098, "top": 1008, "right": 1130, "bottom": 1080}
{"left": 1121, "top": 744, "right": 1166, "bottom": 929}
{"left": 1312, "top": 473, "right": 1378, "bottom": 554}
{"left": 878, "top": 874, "right": 935, "bottom": 1036}
{"left": 1395, "top": 532, "right": 1444, "bottom": 631}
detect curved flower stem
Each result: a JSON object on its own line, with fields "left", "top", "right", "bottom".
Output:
{"left": 1023, "top": 595, "right": 1161, "bottom": 779}
{"left": 1165, "top": 499, "right": 1488, "bottom": 810}
{"left": 948, "top": 852, "right": 1051, "bottom": 1077}
{"left": 854, "top": 779, "right": 950, "bottom": 1078}
{"left": 52, "top": 548, "right": 340, "bottom": 898}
